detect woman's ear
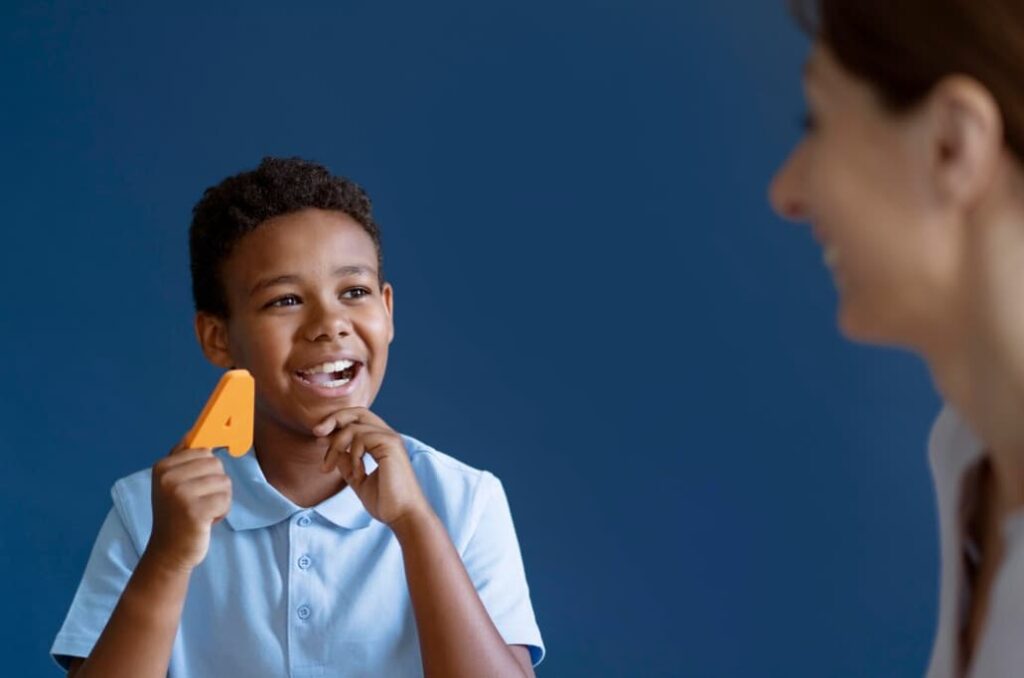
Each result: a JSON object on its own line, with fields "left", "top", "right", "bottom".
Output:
{"left": 194, "top": 312, "right": 235, "bottom": 369}
{"left": 927, "top": 75, "right": 1003, "bottom": 209}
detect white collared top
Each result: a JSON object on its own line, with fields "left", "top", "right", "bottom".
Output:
{"left": 926, "top": 405, "right": 1024, "bottom": 678}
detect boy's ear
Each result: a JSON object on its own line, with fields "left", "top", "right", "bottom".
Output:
{"left": 382, "top": 282, "right": 395, "bottom": 344}
{"left": 194, "top": 312, "right": 235, "bottom": 369}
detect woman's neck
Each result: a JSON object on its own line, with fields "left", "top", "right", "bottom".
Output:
{"left": 927, "top": 196, "right": 1024, "bottom": 512}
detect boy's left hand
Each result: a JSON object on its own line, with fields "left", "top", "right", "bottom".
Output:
{"left": 314, "top": 408, "right": 431, "bottom": 527}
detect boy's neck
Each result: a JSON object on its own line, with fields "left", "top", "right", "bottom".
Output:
{"left": 252, "top": 417, "right": 347, "bottom": 508}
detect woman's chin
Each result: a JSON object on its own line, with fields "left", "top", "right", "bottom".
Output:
{"left": 836, "top": 297, "right": 915, "bottom": 348}
{"left": 835, "top": 292, "right": 880, "bottom": 341}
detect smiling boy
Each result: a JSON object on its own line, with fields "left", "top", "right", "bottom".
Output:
{"left": 51, "top": 157, "right": 544, "bottom": 677}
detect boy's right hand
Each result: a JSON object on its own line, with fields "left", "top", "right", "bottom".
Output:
{"left": 145, "top": 437, "right": 233, "bottom": 573}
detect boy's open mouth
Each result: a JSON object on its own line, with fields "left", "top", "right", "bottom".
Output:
{"left": 294, "top": 359, "right": 362, "bottom": 389}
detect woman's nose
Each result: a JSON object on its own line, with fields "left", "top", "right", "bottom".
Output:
{"left": 769, "top": 148, "right": 809, "bottom": 223}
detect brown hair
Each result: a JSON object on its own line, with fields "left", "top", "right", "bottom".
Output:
{"left": 790, "top": 0, "right": 1024, "bottom": 160}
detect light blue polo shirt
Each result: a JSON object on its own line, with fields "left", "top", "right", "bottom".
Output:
{"left": 51, "top": 434, "right": 544, "bottom": 676}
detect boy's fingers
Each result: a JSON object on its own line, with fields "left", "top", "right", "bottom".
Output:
{"left": 324, "top": 445, "right": 354, "bottom": 478}
{"left": 312, "top": 411, "right": 356, "bottom": 437}
{"left": 156, "top": 448, "right": 215, "bottom": 472}
{"left": 348, "top": 437, "right": 365, "bottom": 484}
{"left": 174, "top": 474, "right": 232, "bottom": 500}
{"left": 338, "top": 450, "right": 353, "bottom": 478}
{"left": 312, "top": 407, "right": 391, "bottom": 438}
{"left": 331, "top": 428, "right": 357, "bottom": 457}
{"left": 312, "top": 419, "right": 334, "bottom": 438}
{"left": 320, "top": 423, "right": 376, "bottom": 472}
{"left": 322, "top": 444, "right": 342, "bottom": 473}
{"left": 354, "top": 430, "right": 400, "bottom": 463}
{"left": 158, "top": 461, "right": 227, "bottom": 490}
{"left": 169, "top": 445, "right": 213, "bottom": 459}
{"left": 322, "top": 432, "right": 357, "bottom": 475}
{"left": 191, "top": 492, "right": 233, "bottom": 522}
{"left": 321, "top": 429, "right": 353, "bottom": 472}
{"left": 348, "top": 431, "right": 401, "bottom": 487}
{"left": 321, "top": 446, "right": 334, "bottom": 473}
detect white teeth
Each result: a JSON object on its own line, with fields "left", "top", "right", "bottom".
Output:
{"left": 823, "top": 245, "right": 840, "bottom": 268}
{"left": 302, "top": 359, "right": 354, "bottom": 375}
{"left": 322, "top": 377, "right": 352, "bottom": 388}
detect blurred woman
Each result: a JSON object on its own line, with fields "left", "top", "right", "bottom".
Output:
{"left": 771, "top": 2, "right": 1024, "bottom": 676}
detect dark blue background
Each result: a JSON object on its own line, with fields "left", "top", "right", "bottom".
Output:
{"left": 2, "top": 2, "right": 942, "bottom": 676}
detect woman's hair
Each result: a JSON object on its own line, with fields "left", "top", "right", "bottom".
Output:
{"left": 790, "top": 0, "right": 1024, "bottom": 160}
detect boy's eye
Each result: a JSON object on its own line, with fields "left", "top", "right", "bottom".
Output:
{"left": 265, "top": 294, "right": 301, "bottom": 308}
{"left": 342, "top": 288, "right": 370, "bottom": 300}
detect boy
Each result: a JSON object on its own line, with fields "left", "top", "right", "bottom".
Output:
{"left": 51, "top": 157, "right": 544, "bottom": 677}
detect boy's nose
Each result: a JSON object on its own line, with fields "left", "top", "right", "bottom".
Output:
{"left": 304, "top": 305, "right": 352, "bottom": 342}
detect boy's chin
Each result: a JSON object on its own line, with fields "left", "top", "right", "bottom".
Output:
{"left": 299, "top": 394, "right": 374, "bottom": 423}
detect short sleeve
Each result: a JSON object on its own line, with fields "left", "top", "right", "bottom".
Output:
{"left": 50, "top": 507, "right": 141, "bottom": 669}
{"left": 461, "top": 473, "right": 545, "bottom": 665}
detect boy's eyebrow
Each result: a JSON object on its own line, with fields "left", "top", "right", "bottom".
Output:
{"left": 249, "top": 265, "right": 378, "bottom": 297}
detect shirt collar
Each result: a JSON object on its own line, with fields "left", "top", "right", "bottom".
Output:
{"left": 219, "top": 449, "right": 375, "bottom": 531}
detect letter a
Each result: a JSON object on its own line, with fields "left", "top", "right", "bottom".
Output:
{"left": 186, "top": 369, "right": 255, "bottom": 457}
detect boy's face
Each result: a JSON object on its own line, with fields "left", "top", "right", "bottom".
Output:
{"left": 196, "top": 208, "right": 394, "bottom": 437}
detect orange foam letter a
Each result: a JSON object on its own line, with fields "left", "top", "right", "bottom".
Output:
{"left": 185, "top": 369, "right": 255, "bottom": 457}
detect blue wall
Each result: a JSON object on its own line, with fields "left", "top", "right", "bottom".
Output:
{"left": 2, "top": 2, "right": 942, "bottom": 676}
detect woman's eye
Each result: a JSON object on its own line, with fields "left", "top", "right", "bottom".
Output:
{"left": 342, "top": 288, "right": 370, "bottom": 299}
{"left": 800, "top": 111, "right": 818, "bottom": 133}
{"left": 266, "top": 295, "right": 300, "bottom": 308}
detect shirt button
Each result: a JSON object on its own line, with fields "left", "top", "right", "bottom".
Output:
{"left": 297, "top": 555, "right": 311, "bottom": 570}
{"left": 297, "top": 605, "right": 311, "bottom": 620}
{"left": 297, "top": 515, "right": 312, "bottom": 527}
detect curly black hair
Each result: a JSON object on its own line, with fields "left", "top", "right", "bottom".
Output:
{"left": 189, "top": 156, "right": 383, "bottom": 317}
